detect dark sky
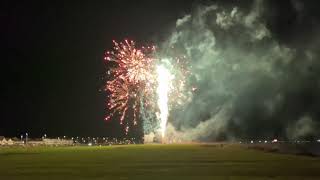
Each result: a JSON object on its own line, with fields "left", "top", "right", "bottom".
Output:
{"left": 2, "top": 0, "right": 193, "bottom": 138}
{"left": 2, "top": 0, "right": 320, "bottom": 138}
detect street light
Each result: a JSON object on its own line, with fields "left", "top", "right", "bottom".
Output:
{"left": 25, "top": 133, "right": 28, "bottom": 144}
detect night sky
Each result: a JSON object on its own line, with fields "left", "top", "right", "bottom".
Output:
{"left": 2, "top": 1, "right": 193, "bottom": 138}
{"left": 2, "top": 1, "right": 320, "bottom": 139}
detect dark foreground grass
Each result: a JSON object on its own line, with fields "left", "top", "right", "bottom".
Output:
{"left": 0, "top": 144, "right": 320, "bottom": 180}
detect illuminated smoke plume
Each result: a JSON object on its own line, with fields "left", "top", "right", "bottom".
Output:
{"left": 161, "top": 0, "right": 320, "bottom": 141}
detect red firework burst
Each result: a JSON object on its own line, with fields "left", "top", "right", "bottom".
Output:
{"left": 104, "top": 40, "right": 156, "bottom": 133}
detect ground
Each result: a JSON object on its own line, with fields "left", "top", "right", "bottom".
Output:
{"left": 0, "top": 144, "right": 320, "bottom": 180}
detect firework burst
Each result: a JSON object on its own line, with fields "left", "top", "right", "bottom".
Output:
{"left": 104, "top": 40, "right": 157, "bottom": 133}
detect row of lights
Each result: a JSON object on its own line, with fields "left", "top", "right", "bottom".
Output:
{"left": 19, "top": 133, "right": 139, "bottom": 146}
{"left": 20, "top": 133, "right": 136, "bottom": 141}
{"left": 240, "top": 139, "right": 320, "bottom": 144}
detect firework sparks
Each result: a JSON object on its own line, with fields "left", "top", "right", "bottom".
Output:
{"left": 104, "top": 40, "right": 156, "bottom": 133}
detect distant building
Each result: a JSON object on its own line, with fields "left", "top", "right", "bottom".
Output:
{"left": 0, "top": 137, "right": 23, "bottom": 146}
{"left": 7, "top": 139, "right": 14, "bottom": 145}
{"left": 26, "top": 138, "right": 73, "bottom": 146}
{"left": 0, "top": 136, "right": 73, "bottom": 146}
{"left": 42, "top": 138, "right": 73, "bottom": 146}
{"left": 0, "top": 137, "right": 7, "bottom": 145}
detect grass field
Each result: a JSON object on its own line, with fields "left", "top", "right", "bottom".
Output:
{"left": 0, "top": 144, "right": 320, "bottom": 180}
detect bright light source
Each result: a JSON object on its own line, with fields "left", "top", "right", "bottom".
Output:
{"left": 156, "top": 64, "right": 172, "bottom": 138}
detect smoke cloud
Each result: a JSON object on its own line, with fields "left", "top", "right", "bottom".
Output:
{"left": 161, "top": 0, "right": 320, "bottom": 141}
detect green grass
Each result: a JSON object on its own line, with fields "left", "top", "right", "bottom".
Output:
{"left": 0, "top": 144, "right": 320, "bottom": 180}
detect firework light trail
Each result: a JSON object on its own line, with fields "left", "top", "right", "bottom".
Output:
{"left": 156, "top": 65, "right": 172, "bottom": 138}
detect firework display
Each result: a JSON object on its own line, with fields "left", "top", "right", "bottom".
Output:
{"left": 104, "top": 39, "right": 190, "bottom": 137}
